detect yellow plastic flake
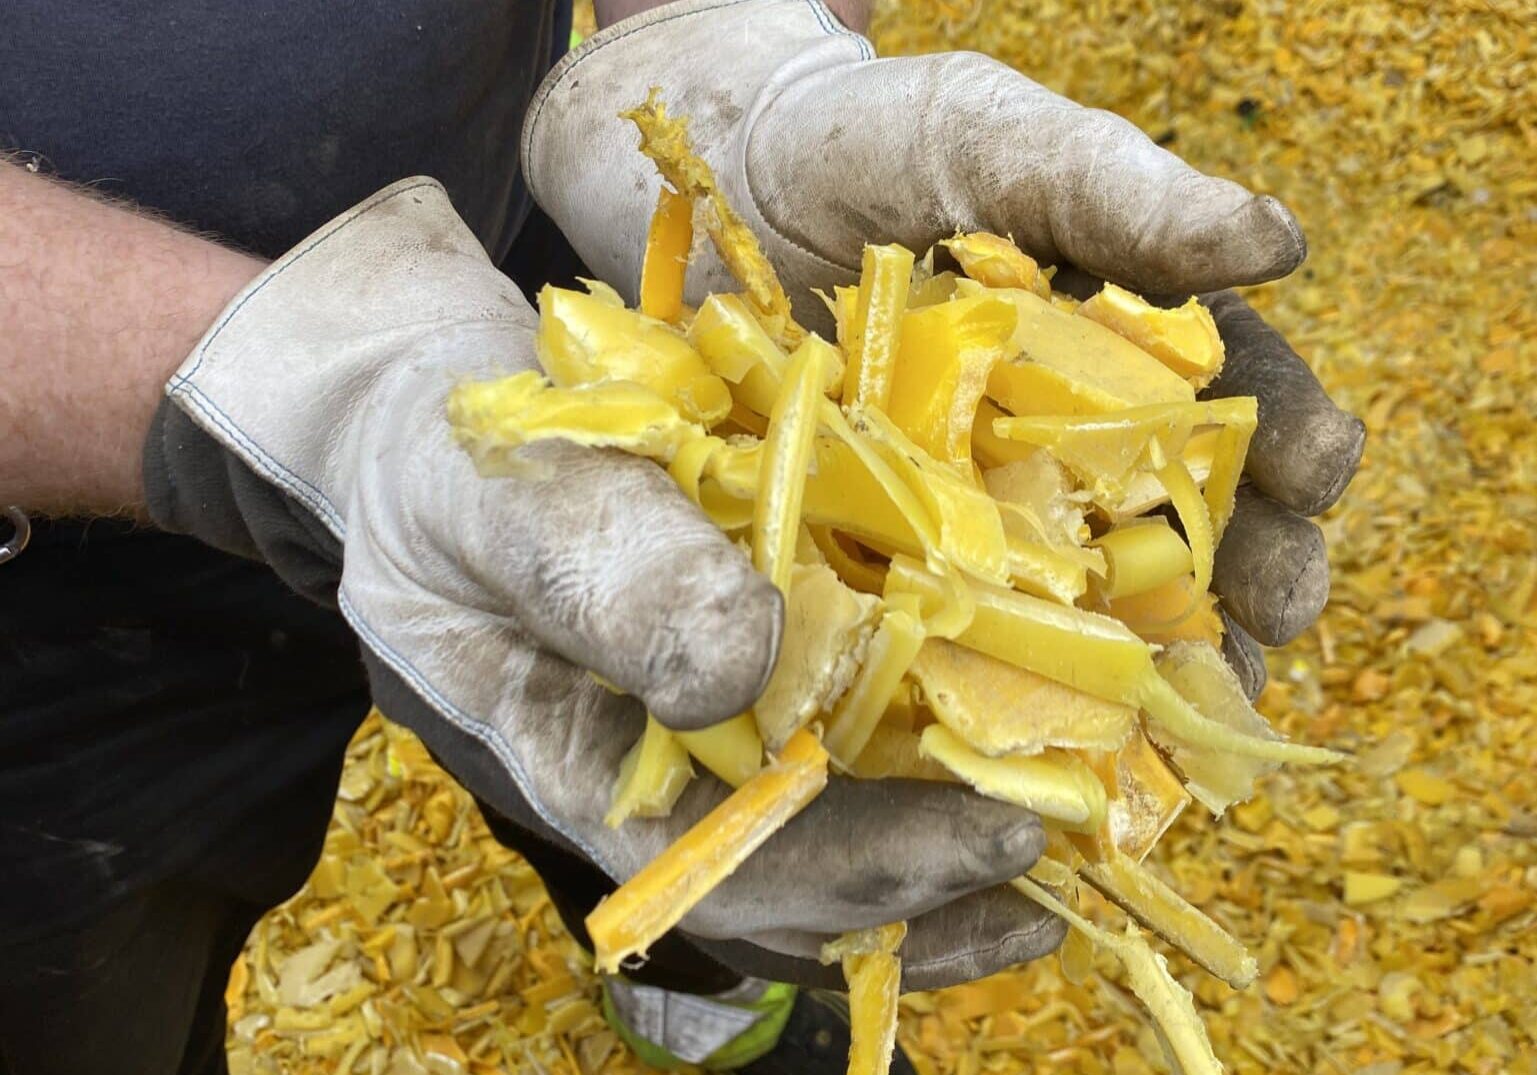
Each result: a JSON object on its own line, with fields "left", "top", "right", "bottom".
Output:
{"left": 753, "top": 564, "right": 880, "bottom": 750}
{"left": 675, "top": 713, "right": 763, "bottom": 789}
{"left": 587, "top": 728, "right": 829, "bottom": 973}
{"left": 1105, "top": 729, "right": 1191, "bottom": 864}
{"left": 605, "top": 716, "right": 694, "bottom": 828}
{"left": 822, "top": 922, "right": 907, "bottom": 1075}
{"left": 823, "top": 597, "right": 927, "bottom": 769}
{"left": 940, "top": 232, "right": 1051, "bottom": 298}
{"left": 887, "top": 294, "right": 1017, "bottom": 469}
{"left": 621, "top": 90, "right": 802, "bottom": 346}
{"left": 977, "top": 282, "right": 1195, "bottom": 417}
{"left": 1011, "top": 876, "right": 1222, "bottom": 1075}
{"left": 991, "top": 398, "right": 1255, "bottom": 507}
{"left": 1150, "top": 642, "right": 1285, "bottom": 814}
{"left": 808, "top": 525, "right": 889, "bottom": 596}
{"left": 536, "top": 284, "right": 732, "bottom": 425}
{"left": 851, "top": 406, "right": 1011, "bottom": 586}
{"left": 1093, "top": 517, "right": 1194, "bottom": 600}
{"left": 1077, "top": 284, "right": 1225, "bottom": 388}
{"left": 1343, "top": 871, "right": 1404, "bottom": 906}
{"left": 883, "top": 554, "right": 977, "bottom": 641}
{"left": 1078, "top": 851, "right": 1258, "bottom": 989}
{"left": 639, "top": 185, "right": 693, "bottom": 322}
{"left": 448, "top": 371, "right": 702, "bottom": 470}
{"left": 908, "top": 638, "right": 1135, "bottom": 757}
{"left": 753, "top": 336, "right": 835, "bottom": 594}
{"left": 1100, "top": 428, "right": 1219, "bottom": 522}
{"left": 846, "top": 725, "right": 957, "bottom": 783}
{"left": 842, "top": 244, "right": 917, "bottom": 411}
{"left": 919, "top": 725, "right": 1107, "bottom": 832}
{"left": 689, "top": 293, "right": 787, "bottom": 394}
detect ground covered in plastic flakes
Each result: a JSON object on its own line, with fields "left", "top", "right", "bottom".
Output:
{"left": 227, "top": 2, "right": 1536, "bottom": 1073}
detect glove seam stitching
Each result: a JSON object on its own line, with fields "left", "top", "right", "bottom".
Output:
{"left": 337, "top": 588, "right": 615, "bottom": 874}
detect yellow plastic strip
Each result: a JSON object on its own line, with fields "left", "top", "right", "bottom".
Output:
{"left": 1079, "top": 852, "right": 1258, "bottom": 989}
{"left": 822, "top": 922, "right": 907, "bottom": 1075}
{"left": 1154, "top": 455, "right": 1214, "bottom": 593}
{"left": 586, "top": 729, "right": 830, "bottom": 973}
{"left": 823, "top": 599, "right": 926, "bottom": 769}
{"left": 842, "top": 244, "right": 916, "bottom": 411}
{"left": 675, "top": 713, "right": 763, "bottom": 789}
{"left": 605, "top": 716, "right": 694, "bottom": 828}
{"left": 753, "top": 338, "right": 833, "bottom": 594}
{"left": 918, "top": 725, "right": 1107, "bottom": 832}
{"left": 622, "top": 90, "right": 802, "bottom": 346}
{"left": 639, "top": 185, "right": 693, "bottom": 322}
{"left": 1010, "top": 876, "right": 1223, "bottom": 1075}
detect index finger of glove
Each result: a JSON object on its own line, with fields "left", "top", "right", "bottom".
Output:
{"left": 443, "top": 438, "right": 782, "bottom": 731}
{"left": 680, "top": 777, "right": 1046, "bottom": 939}
{"left": 690, "top": 883, "right": 1066, "bottom": 991}
{"left": 1200, "top": 290, "right": 1366, "bottom": 516}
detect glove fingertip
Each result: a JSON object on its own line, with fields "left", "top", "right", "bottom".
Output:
{"left": 643, "top": 562, "right": 784, "bottom": 732}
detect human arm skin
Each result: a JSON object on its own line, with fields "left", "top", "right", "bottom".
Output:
{"left": 0, "top": 162, "right": 263, "bottom": 518}
{"left": 596, "top": 0, "right": 870, "bottom": 31}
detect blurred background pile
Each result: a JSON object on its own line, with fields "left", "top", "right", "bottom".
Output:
{"left": 225, "top": 2, "right": 1536, "bottom": 1072}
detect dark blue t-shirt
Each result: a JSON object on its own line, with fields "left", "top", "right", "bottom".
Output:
{"left": 0, "top": 1, "right": 571, "bottom": 937}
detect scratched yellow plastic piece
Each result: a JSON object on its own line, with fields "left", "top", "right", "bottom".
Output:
{"left": 537, "top": 284, "right": 732, "bottom": 425}
{"left": 1011, "top": 876, "right": 1223, "bottom": 1075}
{"left": 1077, "top": 284, "right": 1225, "bottom": 388}
{"left": 690, "top": 294, "right": 844, "bottom": 416}
{"left": 821, "top": 922, "right": 907, "bottom": 1075}
{"left": 605, "top": 717, "right": 694, "bottom": 828}
{"left": 447, "top": 371, "right": 701, "bottom": 471}
{"left": 886, "top": 294, "right": 1017, "bottom": 468}
{"left": 1079, "top": 851, "right": 1258, "bottom": 988}
{"left": 639, "top": 185, "right": 693, "bottom": 322}
{"left": 1104, "top": 727, "right": 1191, "bottom": 863}
{"left": 941, "top": 232, "right": 1051, "bottom": 297}
{"left": 1156, "top": 453, "right": 1215, "bottom": 593}
{"left": 622, "top": 91, "right": 802, "bottom": 346}
{"left": 753, "top": 337, "right": 834, "bottom": 594}
{"left": 1093, "top": 517, "right": 1194, "bottom": 600}
{"left": 842, "top": 244, "right": 917, "bottom": 411}
{"left": 822, "top": 596, "right": 927, "bottom": 769}
{"left": 586, "top": 729, "right": 829, "bottom": 973}
{"left": 908, "top": 638, "right": 1135, "bottom": 757}
{"left": 1101, "top": 428, "right": 1219, "bottom": 521}
{"left": 753, "top": 564, "right": 880, "bottom": 750}
{"left": 676, "top": 713, "right": 763, "bottom": 789}
{"left": 919, "top": 725, "right": 1107, "bottom": 832}
{"left": 975, "top": 282, "right": 1195, "bottom": 417}
{"left": 1151, "top": 642, "right": 1291, "bottom": 815}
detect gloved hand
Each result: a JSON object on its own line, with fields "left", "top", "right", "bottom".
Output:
{"left": 522, "top": 0, "right": 1365, "bottom": 702}
{"left": 144, "top": 179, "right": 1061, "bottom": 991}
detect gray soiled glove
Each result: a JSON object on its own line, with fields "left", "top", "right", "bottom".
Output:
{"left": 143, "top": 179, "right": 1058, "bottom": 991}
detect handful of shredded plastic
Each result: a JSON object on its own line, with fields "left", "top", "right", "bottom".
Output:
{"left": 447, "top": 90, "right": 1345, "bottom": 1075}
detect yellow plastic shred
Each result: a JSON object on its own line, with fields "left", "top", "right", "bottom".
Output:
{"left": 621, "top": 89, "right": 802, "bottom": 346}
{"left": 604, "top": 716, "right": 693, "bottom": 828}
{"left": 638, "top": 185, "right": 693, "bottom": 323}
{"left": 822, "top": 922, "right": 908, "bottom": 1075}
{"left": 753, "top": 336, "right": 834, "bottom": 593}
{"left": 586, "top": 728, "right": 829, "bottom": 973}
{"left": 842, "top": 244, "right": 916, "bottom": 411}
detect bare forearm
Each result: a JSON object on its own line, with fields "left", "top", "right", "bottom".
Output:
{"left": 0, "top": 164, "right": 263, "bottom": 517}
{"left": 595, "top": 0, "right": 871, "bottom": 32}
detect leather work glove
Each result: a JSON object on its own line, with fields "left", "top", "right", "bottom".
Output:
{"left": 144, "top": 179, "right": 1062, "bottom": 991}
{"left": 522, "top": 0, "right": 1366, "bottom": 702}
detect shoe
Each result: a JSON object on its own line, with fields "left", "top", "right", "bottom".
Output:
{"left": 731, "top": 989, "right": 917, "bottom": 1074}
